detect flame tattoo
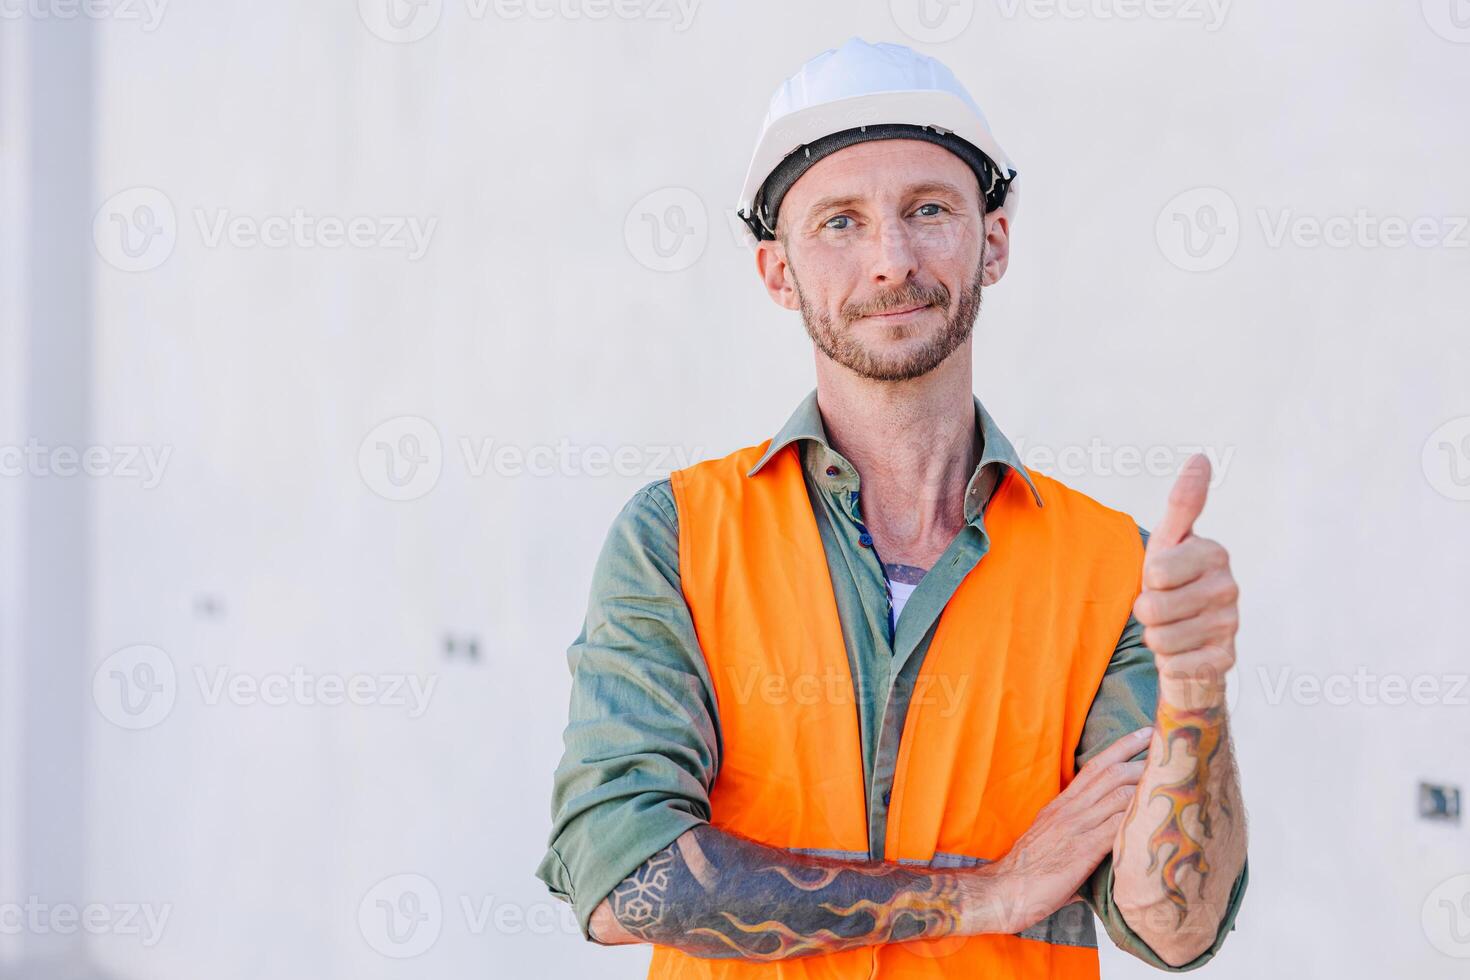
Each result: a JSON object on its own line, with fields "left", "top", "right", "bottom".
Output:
{"left": 607, "top": 826, "right": 964, "bottom": 960}
{"left": 1145, "top": 701, "right": 1231, "bottom": 924}
{"left": 686, "top": 878, "right": 963, "bottom": 960}
{"left": 765, "top": 863, "right": 895, "bottom": 891}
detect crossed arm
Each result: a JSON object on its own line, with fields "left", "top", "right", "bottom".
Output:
{"left": 588, "top": 726, "right": 1153, "bottom": 959}
{"left": 590, "top": 707, "right": 1243, "bottom": 967}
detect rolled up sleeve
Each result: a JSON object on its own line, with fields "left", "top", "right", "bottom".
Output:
{"left": 535, "top": 479, "right": 719, "bottom": 939}
{"left": 1075, "top": 527, "right": 1249, "bottom": 971}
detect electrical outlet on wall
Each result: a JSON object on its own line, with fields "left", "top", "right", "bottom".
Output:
{"left": 1419, "top": 782, "right": 1461, "bottom": 823}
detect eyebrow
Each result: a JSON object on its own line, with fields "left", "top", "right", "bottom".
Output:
{"left": 801, "top": 180, "right": 972, "bottom": 222}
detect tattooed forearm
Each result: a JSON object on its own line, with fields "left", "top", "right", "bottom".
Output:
{"left": 1114, "top": 698, "right": 1246, "bottom": 965}
{"left": 594, "top": 825, "right": 991, "bottom": 960}
{"left": 1143, "top": 701, "right": 1230, "bottom": 922}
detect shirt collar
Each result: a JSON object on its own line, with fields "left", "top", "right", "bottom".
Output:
{"left": 745, "top": 388, "right": 1045, "bottom": 512}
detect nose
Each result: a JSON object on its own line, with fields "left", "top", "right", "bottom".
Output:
{"left": 868, "top": 216, "right": 919, "bottom": 285}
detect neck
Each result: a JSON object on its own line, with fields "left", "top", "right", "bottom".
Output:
{"left": 812, "top": 342, "right": 979, "bottom": 567}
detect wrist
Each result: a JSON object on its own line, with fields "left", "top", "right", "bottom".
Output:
{"left": 956, "top": 862, "right": 1024, "bottom": 936}
{"left": 1157, "top": 674, "right": 1229, "bottom": 712}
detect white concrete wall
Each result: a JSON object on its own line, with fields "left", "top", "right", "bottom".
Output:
{"left": 51, "top": 0, "right": 1470, "bottom": 977}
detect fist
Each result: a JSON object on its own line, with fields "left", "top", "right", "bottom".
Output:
{"left": 1133, "top": 454, "right": 1239, "bottom": 708}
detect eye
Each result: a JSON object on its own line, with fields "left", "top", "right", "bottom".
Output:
{"left": 914, "top": 203, "right": 946, "bottom": 217}
{"left": 824, "top": 214, "right": 853, "bottom": 231}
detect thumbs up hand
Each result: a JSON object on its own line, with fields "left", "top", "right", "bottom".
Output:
{"left": 1133, "top": 454, "right": 1238, "bottom": 709}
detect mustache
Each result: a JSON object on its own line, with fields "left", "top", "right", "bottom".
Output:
{"left": 842, "top": 281, "right": 951, "bottom": 322}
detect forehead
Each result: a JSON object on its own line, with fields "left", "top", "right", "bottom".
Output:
{"left": 781, "top": 139, "right": 980, "bottom": 215}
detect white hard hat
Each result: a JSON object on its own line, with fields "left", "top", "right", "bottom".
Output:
{"left": 735, "top": 37, "right": 1019, "bottom": 244}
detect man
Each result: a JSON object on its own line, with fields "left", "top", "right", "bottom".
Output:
{"left": 537, "top": 37, "right": 1248, "bottom": 978}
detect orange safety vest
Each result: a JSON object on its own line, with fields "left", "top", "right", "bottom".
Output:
{"left": 657, "top": 438, "right": 1144, "bottom": 980}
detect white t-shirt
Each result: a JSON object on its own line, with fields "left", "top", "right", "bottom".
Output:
{"left": 887, "top": 576, "right": 919, "bottom": 623}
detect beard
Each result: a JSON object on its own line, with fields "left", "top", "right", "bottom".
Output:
{"left": 794, "top": 254, "right": 985, "bottom": 383}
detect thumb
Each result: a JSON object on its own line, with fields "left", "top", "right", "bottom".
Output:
{"left": 1150, "top": 453, "right": 1211, "bottom": 551}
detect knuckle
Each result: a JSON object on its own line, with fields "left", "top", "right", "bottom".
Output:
{"left": 1143, "top": 556, "right": 1170, "bottom": 587}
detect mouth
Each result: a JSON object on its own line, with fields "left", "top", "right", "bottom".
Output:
{"left": 861, "top": 303, "right": 931, "bottom": 321}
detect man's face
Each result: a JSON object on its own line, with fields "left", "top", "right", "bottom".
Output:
{"left": 756, "top": 139, "right": 1009, "bottom": 382}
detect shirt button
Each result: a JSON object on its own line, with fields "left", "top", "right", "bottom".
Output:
{"left": 858, "top": 532, "right": 873, "bottom": 548}
{"left": 882, "top": 789, "right": 891, "bottom": 807}
{"left": 825, "top": 465, "right": 840, "bottom": 477}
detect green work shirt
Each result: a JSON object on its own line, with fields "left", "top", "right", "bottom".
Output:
{"left": 537, "top": 389, "right": 1247, "bottom": 970}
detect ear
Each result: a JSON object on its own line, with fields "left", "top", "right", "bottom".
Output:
{"left": 980, "top": 209, "right": 1011, "bottom": 286}
{"left": 755, "top": 237, "right": 801, "bottom": 311}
